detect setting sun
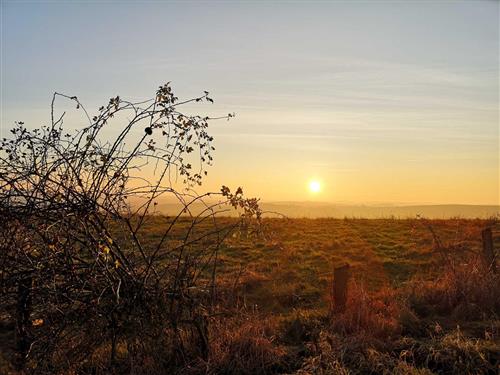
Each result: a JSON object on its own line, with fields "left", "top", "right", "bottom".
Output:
{"left": 309, "top": 180, "right": 321, "bottom": 194}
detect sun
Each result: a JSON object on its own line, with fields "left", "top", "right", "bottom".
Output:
{"left": 309, "top": 180, "right": 321, "bottom": 193}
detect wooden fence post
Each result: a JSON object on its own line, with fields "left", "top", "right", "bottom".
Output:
{"left": 333, "top": 264, "right": 350, "bottom": 312}
{"left": 481, "top": 228, "right": 496, "bottom": 273}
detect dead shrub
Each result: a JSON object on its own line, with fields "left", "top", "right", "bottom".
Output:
{"left": 0, "top": 84, "right": 261, "bottom": 373}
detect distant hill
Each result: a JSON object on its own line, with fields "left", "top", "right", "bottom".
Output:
{"left": 257, "top": 202, "right": 500, "bottom": 219}
{"left": 150, "top": 200, "right": 499, "bottom": 219}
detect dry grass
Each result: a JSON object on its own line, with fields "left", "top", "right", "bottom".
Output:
{"left": 407, "top": 256, "right": 500, "bottom": 320}
{"left": 329, "top": 282, "right": 402, "bottom": 339}
{"left": 200, "top": 315, "right": 287, "bottom": 375}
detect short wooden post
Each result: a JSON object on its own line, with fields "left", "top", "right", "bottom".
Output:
{"left": 333, "top": 264, "right": 350, "bottom": 312}
{"left": 482, "top": 228, "right": 496, "bottom": 273}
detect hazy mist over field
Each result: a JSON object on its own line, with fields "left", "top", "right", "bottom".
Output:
{"left": 257, "top": 202, "right": 500, "bottom": 219}
{"left": 152, "top": 199, "right": 500, "bottom": 219}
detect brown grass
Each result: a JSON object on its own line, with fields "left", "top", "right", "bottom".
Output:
{"left": 407, "top": 256, "right": 500, "bottom": 320}
{"left": 182, "top": 315, "right": 287, "bottom": 375}
{"left": 329, "top": 281, "right": 402, "bottom": 339}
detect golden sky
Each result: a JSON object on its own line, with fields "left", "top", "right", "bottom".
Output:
{"left": 1, "top": 1, "right": 499, "bottom": 205}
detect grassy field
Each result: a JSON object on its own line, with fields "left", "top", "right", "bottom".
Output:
{"left": 2, "top": 217, "right": 499, "bottom": 374}
{"left": 137, "top": 217, "right": 492, "bottom": 313}
{"left": 129, "top": 217, "right": 500, "bottom": 374}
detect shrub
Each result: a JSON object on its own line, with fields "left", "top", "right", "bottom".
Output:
{"left": 0, "top": 84, "right": 260, "bottom": 373}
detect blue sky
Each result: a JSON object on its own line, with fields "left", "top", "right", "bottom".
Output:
{"left": 1, "top": 1, "right": 498, "bottom": 204}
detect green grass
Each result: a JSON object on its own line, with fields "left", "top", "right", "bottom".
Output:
{"left": 211, "top": 218, "right": 486, "bottom": 313}
{"left": 134, "top": 217, "right": 489, "bottom": 315}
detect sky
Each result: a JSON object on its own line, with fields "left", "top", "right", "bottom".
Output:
{"left": 1, "top": 1, "right": 499, "bottom": 205}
